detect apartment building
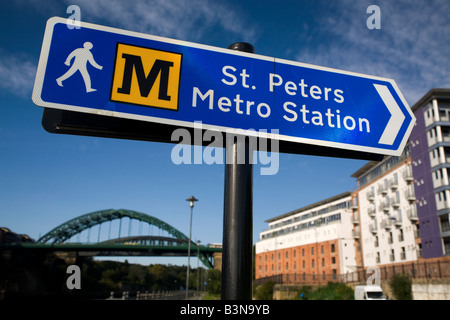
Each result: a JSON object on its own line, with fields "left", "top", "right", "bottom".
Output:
{"left": 255, "top": 192, "right": 357, "bottom": 281}
{"left": 409, "top": 88, "right": 450, "bottom": 258}
{"left": 351, "top": 150, "right": 421, "bottom": 268}
{"left": 255, "top": 89, "right": 450, "bottom": 283}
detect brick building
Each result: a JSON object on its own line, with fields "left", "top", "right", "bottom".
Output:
{"left": 255, "top": 192, "right": 357, "bottom": 283}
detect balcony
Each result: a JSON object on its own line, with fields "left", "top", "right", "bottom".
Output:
{"left": 369, "top": 223, "right": 378, "bottom": 234}
{"left": 441, "top": 220, "right": 450, "bottom": 236}
{"left": 378, "top": 184, "right": 388, "bottom": 195}
{"left": 382, "top": 218, "right": 393, "bottom": 230}
{"left": 414, "top": 228, "right": 421, "bottom": 239}
{"left": 416, "top": 248, "right": 423, "bottom": 258}
{"left": 436, "top": 191, "right": 450, "bottom": 211}
{"left": 432, "top": 169, "right": 448, "bottom": 189}
{"left": 407, "top": 206, "right": 418, "bottom": 221}
{"left": 351, "top": 198, "right": 358, "bottom": 210}
{"left": 366, "top": 191, "right": 375, "bottom": 202}
{"left": 352, "top": 214, "right": 359, "bottom": 224}
{"left": 430, "top": 146, "right": 450, "bottom": 168}
{"left": 406, "top": 188, "right": 416, "bottom": 201}
{"left": 391, "top": 195, "right": 400, "bottom": 209}
{"left": 380, "top": 201, "right": 390, "bottom": 212}
{"left": 403, "top": 167, "right": 414, "bottom": 183}
{"left": 394, "top": 213, "right": 403, "bottom": 227}
{"left": 352, "top": 230, "right": 360, "bottom": 239}
{"left": 389, "top": 177, "right": 399, "bottom": 190}
{"left": 368, "top": 207, "right": 376, "bottom": 218}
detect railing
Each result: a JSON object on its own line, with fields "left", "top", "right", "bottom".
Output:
{"left": 255, "top": 259, "right": 450, "bottom": 286}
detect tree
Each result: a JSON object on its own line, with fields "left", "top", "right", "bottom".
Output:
{"left": 389, "top": 274, "right": 412, "bottom": 300}
{"left": 206, "top": 269, "right": 221, "bottom": 295}
{"left": 308, "top": 282, "right": 354, "bottom": 300}
{"left": 254, "top": 281, "right": 275, "bottom": 300}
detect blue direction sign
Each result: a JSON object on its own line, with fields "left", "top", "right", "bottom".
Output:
{"left": 33, "top": 17, "right": 415, "bottom": 156}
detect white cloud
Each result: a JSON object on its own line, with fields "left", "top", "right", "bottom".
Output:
{"left": 294, "top": 0, "right": 450, "bottom": 104}
{"left": 0, "top": 52, "right": 37, "bottom": 98}
{"left": 65, "top": 0, "right": 258, "bottom": 43}
{"left": 2, "top": 0, "right": 259, "bottom": 99}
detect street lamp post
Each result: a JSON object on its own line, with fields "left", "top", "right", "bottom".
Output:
{"left": 186, "top": 196, "right": 198, "bottom": 300}
{"left": 197, "top": 240, "right": 200, "bottom": 297}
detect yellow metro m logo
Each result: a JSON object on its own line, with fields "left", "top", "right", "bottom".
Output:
{"left": 110, "top": 43, "right": 182, "bottom": 111}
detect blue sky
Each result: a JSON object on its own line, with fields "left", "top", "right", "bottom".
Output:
{"left": 1, "top": 0, "right": 449, "bottom": 266}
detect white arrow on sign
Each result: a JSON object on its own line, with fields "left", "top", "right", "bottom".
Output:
{"left": 374, "top": 84, "right": 406, "bottom": 146}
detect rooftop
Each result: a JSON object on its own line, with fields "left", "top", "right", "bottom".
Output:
{"left": 411, "top": 88, "right": 450, "bottom": 112}
{"left": 265, "top": 191, "right": 352, "bottom": 223}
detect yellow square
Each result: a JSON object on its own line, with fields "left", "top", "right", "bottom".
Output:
{"left": 110, "top": 43, "right": 182, "bottom": 111}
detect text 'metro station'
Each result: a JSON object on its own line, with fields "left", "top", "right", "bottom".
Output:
{"left": 33, "top": 17, "right": 415, "bottom": 159}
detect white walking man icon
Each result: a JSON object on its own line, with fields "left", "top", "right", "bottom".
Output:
{"left": 56, "top": 42, "right": 103, "bottom": 93}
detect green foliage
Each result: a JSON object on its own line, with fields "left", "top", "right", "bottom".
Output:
{"left": 79, "top": 258, "right": 210, "bottom": 296}
{"left": 297, "top": 282, "right": 354, "bottom": 300}
{"left": 389, "top": 274, "right": 412, "bottom": 300}
{"left": 254, "top": 281, "right": 275, "bottom": 300}
{"left": 205, "top": 269, "right": 222, "bottom": 296}
{"left": 296, "top": 285, "right": 314, "bottom": 300}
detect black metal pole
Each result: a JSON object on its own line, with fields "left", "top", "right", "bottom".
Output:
{"left": 221, "top": 42, "right": 254, "bottom": 300}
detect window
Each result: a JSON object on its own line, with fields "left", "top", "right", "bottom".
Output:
{"left": 332, "top": 269, "right": 337, "bottom": 280}
{"left": 331, "top": 244, "right": 335, "bottom": 252}
{"left": 311, "top": 247, "right": 314, "bottom": 255}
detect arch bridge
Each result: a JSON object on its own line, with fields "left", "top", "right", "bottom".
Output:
{"left": 33, "top": 209, "right": 221, "bottom": 269}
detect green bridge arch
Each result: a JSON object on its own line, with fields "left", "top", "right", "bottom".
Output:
{"left": 36, "top": 209, "right": 219, "bottom": 269}
{"left": 37, "top": 209, "right": 189, "bottom": 244}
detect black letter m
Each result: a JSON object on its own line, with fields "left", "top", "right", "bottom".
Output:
{"left": 118, "top": 54, "right": 174, "bottom": 101}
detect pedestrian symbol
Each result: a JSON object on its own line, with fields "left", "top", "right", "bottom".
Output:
{"left": 56, "top": 42, "right": 103, "bottom": 93}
